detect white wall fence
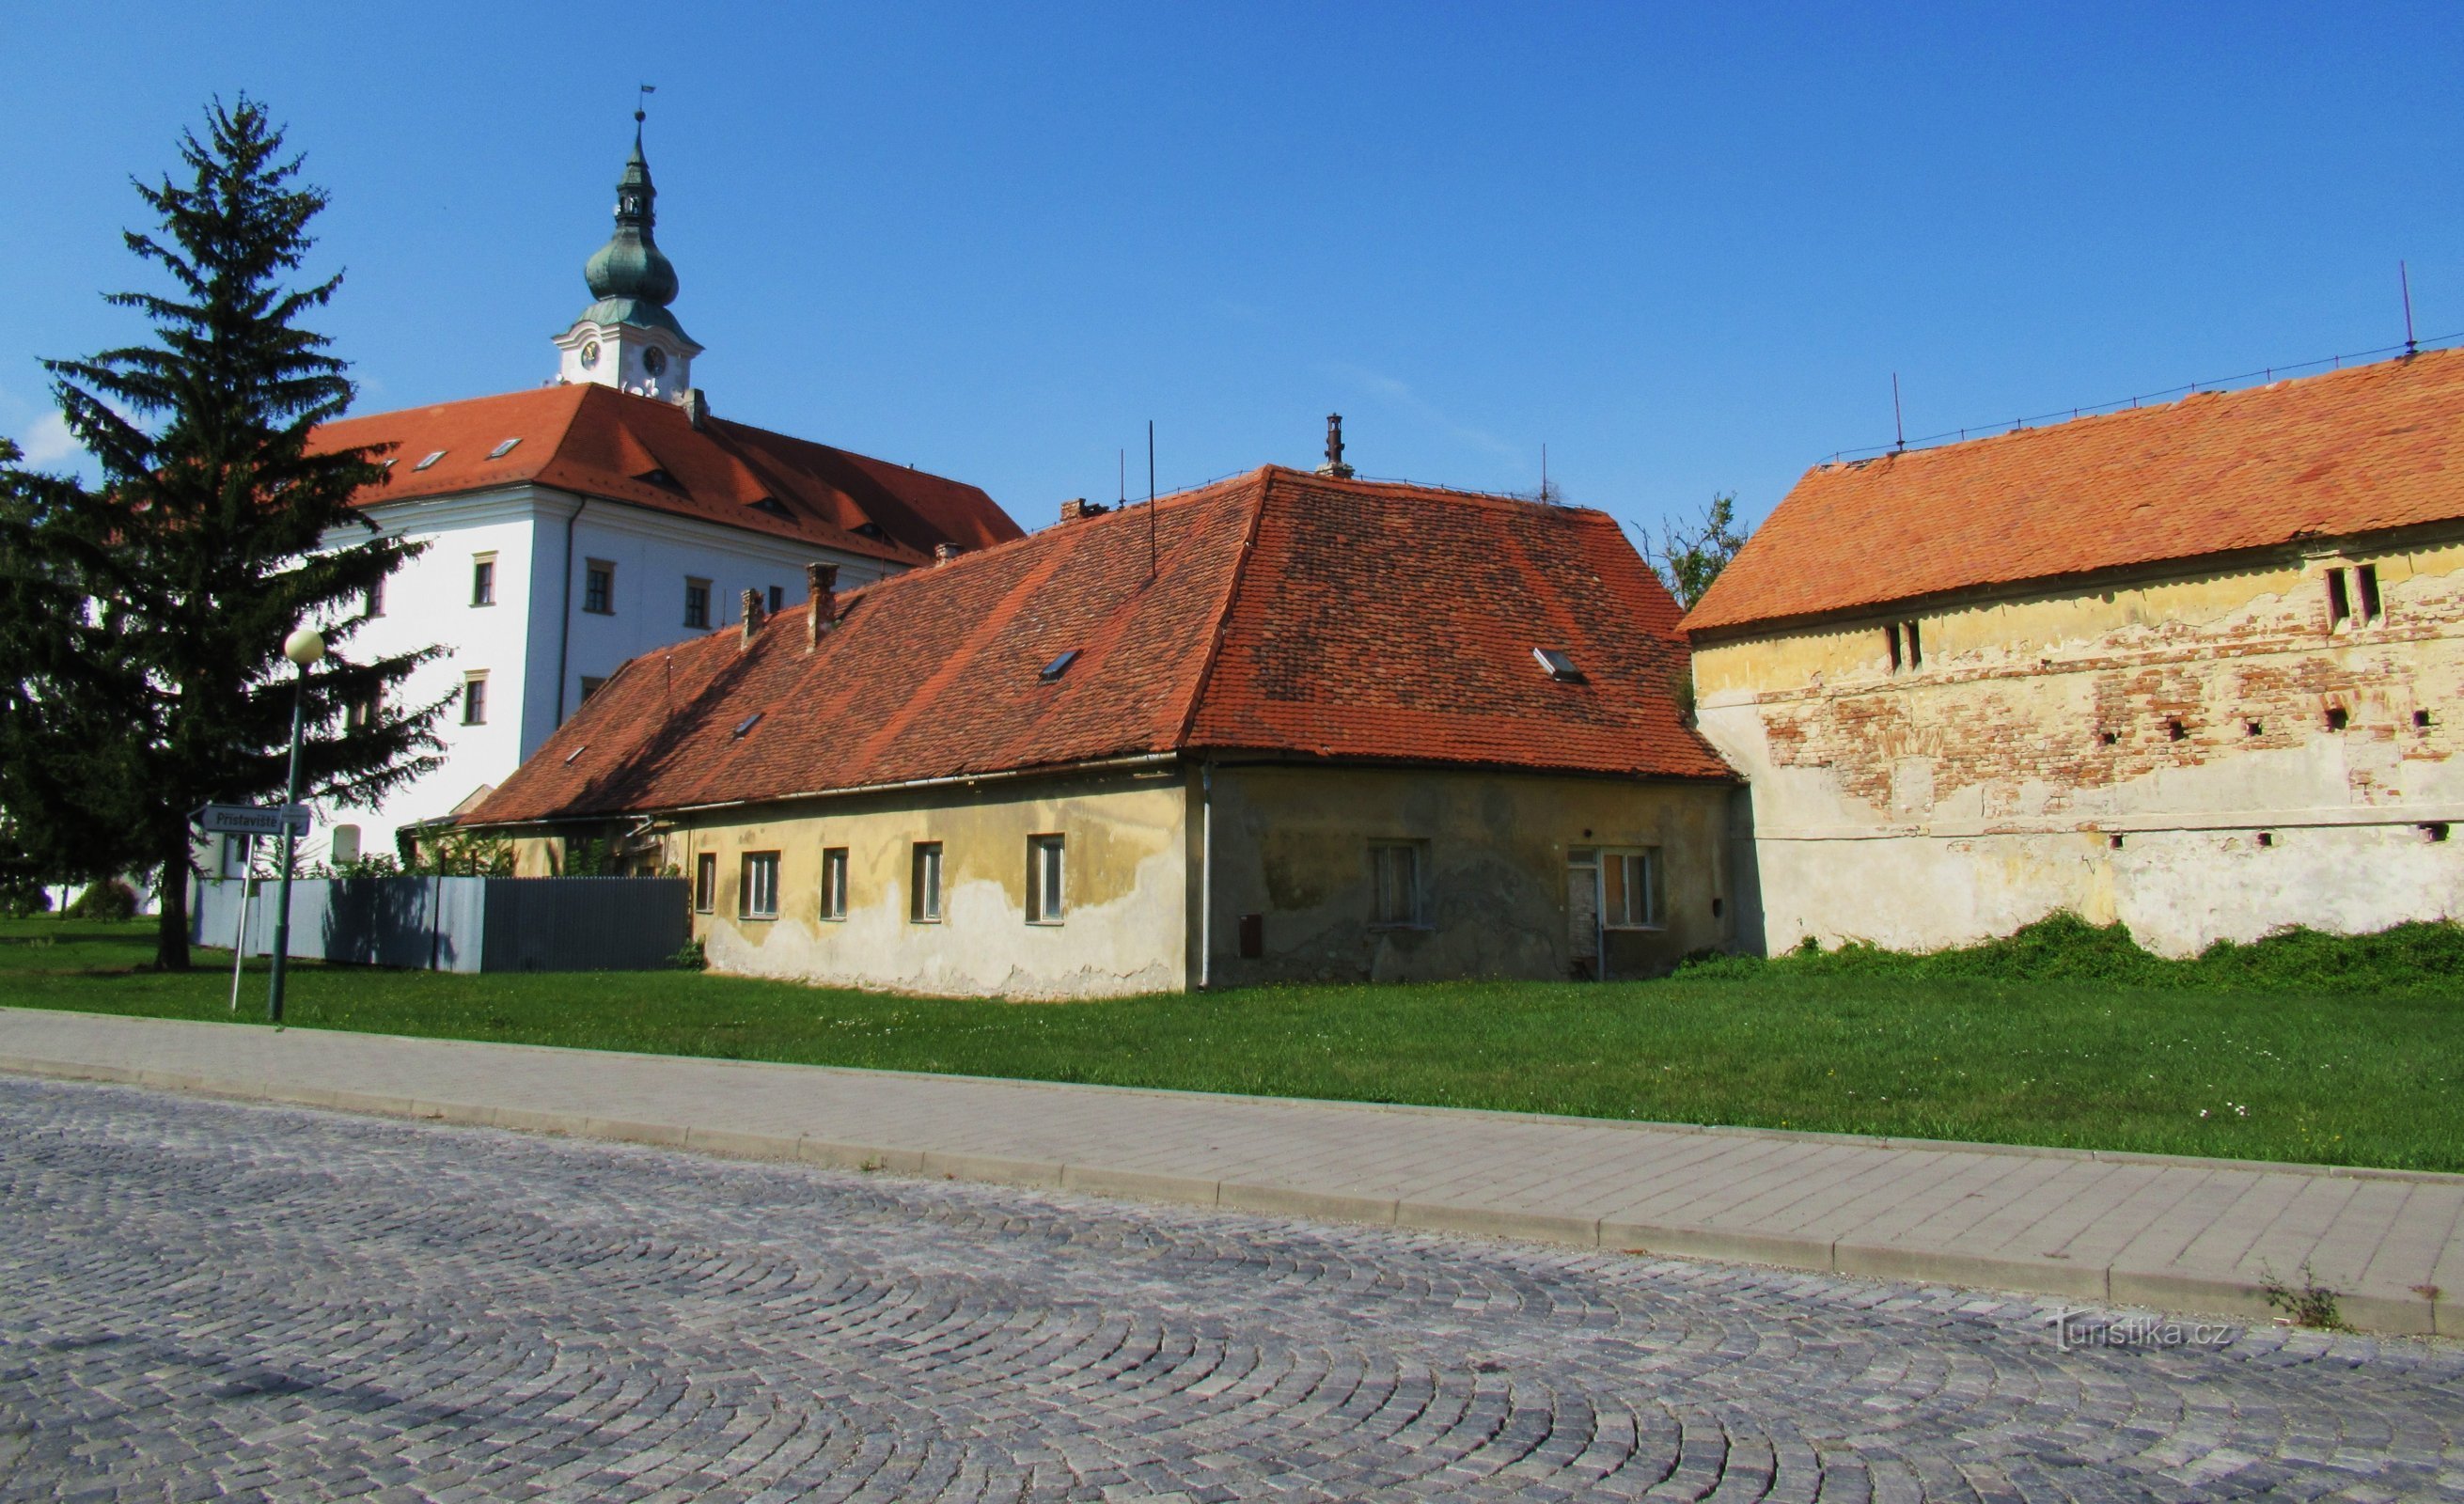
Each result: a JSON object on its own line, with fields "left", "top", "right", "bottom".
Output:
{"left": 191, "top": 876, "right": 690, "bottom": 973}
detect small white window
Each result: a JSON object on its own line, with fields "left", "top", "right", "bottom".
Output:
{"left": 414, "top": 450, "right": 446, "bottom": 471}
{"left": 584, "top": 561, "right": 614, "bottom": 615}
{"left": 471, "top": 554, "right": 496, "bottom": 607}
{"left": 693, "top": 853, "right": 717, "bottom": 914}
{"left": 1602, "top": 848, "right": 1661, "bottom": 930}
{"left": 683, "top": 578, "right": 712, "bottom": 629}
{"left": 487, "top": 437, "right": 521, "bottom": 460}
{"left": 740, "top": 852, "right": 779, "bottom": 919}
{"left": 461, "top": 672, "right": 488, "bottom": 726}
{"left": 911, "top": 841, "right": 943, "bottom": 923}
{"left": 820, "top": 847, "right": 849, "bottom": 920}
{"left": 364, "top": 576, "right": 385, "bottom": 618}
{"left": 1369, "top": 842, "right": 1424, "bottom": 927}
{"left": 1532, "top": 648, "right": 1584, "bottom": 682}
{"left": 1027, "top": 835, "right": 1065, "bottom": 924}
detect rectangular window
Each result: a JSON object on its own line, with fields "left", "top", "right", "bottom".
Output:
{"left": 2328, "top": 567, "right": 2352, "bottom": 628}
{"left": 767, "top": 584, "right": 785, "bottom": 615}
{"left": 364, "top": 576, "right": 385, "bottom": 619}
{"left": 460, "top": 672, "right": 488, "bottom": 725}
{"left": 584, "top": 560, "right": 615, "bottom": 615}
{"left": 1026, "top": 835, "right": 1065, "bottom": 924}
{"left": 2356, "top": 563, "right": 2383, "bottom": 624}
{"left": 819, "top": 847, "right": 849, "bottom": 920}
{"left": 694, "top": 852, "right": 716, "bottom": 914}
{"left": 345, "top": 684, "right": 381, "bottom": 731}
{"left": 910, "top": 841, "right": 943, "bottom": 923}
{"left": 683, "top": 578, "right": 712, "bottom": 629}
{"left": 740, "top": 852, "right": 779, "bottom": 919}
{"left": 1885, "top": 622, "right": 1903, "bottom": 672}
{"left": 579, "top": 675, "right": 605, "bottom": 702}
{"left": 471, "top": 554, "right": 496, "bottom": 607}
{"left": 1369, "top": 842, "right": 1424, "bottom": 927}
{"left": 1602, "top": 848, "right": 1662, "bottom": 930}
{"left": 1903, "top": 619, "right": 1923, "bottom": 667}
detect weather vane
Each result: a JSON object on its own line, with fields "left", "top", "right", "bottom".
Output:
{"left": 636, "top": 83, "right": 656, "bottom": 125}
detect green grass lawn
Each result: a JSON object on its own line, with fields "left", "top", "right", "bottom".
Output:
{"left": 4, "top": 915, "right": 2459, "bottom": 1172}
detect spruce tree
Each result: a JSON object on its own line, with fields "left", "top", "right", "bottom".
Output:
{"left": 1, "top": 98, "right": 447, "bottom": 969}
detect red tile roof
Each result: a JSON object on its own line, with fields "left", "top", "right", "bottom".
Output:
{"left": 471, "top": 466, "right": 1730, "bottom": 824}
{"left": 311, "top": 383, "right": 1021, "bottom": 564}
{"left": 1685, "top": 348, "right": 2464, "bottom": 635}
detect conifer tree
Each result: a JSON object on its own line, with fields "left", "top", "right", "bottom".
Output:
{"left": 0, "top": 98, "right": 447, "bottom": 969}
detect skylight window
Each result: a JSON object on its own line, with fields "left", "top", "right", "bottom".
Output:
{"left": 732, "top": 713, "right": 764, "bottom": 738}
{"left": 414, "top": 451, "right": 446, "bottom": 471}
{"left": 487, "top": 438, "right": 521, "bottom": 460}
{"left": 1532, "top": 648, "right": 1586, "bottom": 682}
{"left": 563, "top": 744, "right": 587, "bottom": 765}
{"left": 380, "top": 458, "right": 397, "bottom": 470}
{"left": 1040, "top": 649, "right": 1081, "bottom": 682}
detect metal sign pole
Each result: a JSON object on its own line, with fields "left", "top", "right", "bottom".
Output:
{"left": 228, "top": 837, "right": 254, "bottom": 1012}
{"left": 266, "top": 666, "right": 309, "bottom": 1024}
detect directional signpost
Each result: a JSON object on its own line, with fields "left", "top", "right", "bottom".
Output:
{"left": 190, "top": 805, "right": 310, "bottom": 1015}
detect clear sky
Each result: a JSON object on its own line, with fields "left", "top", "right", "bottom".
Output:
{"left": 5, "top": 3, "right": 2460, "bottom": 543}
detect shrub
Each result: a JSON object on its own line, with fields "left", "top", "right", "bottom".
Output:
{"left": 65, "top": 880, "right": 139, "bottom": 920}
{"left": 0, "top": 881, "right": 52, "bottom": 918}
{"left": 669, "top": 937, "right": 707, "bottom": 972}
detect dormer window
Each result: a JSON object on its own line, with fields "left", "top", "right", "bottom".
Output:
{"left": 636, "top": 467, "right": 682, "bottom": 492}
{"left": 852, "top": 522, "right": 886, "bottom": 540}
{"left": 750, "top": 496, "right": 791, "bottom": 518}
{"left": 1532, "top": 648, "right": 1585, "bottom": 682}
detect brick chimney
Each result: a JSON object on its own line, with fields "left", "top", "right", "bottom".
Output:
{"left": 805, "top": 562, "right": 838, "bottom": 650}
{"left": 739, "top": 588, "right": 763, "bottom": 650}
{"left": 1318, "top": 413, "right": 1355, "bottom": 479}
{"left": 934, "top": 542, "right": 964, "bottom": 566}
{"left": 1059, "top": 497, "right": 1110, "bottom": 523}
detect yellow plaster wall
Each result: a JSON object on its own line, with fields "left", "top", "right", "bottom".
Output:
{"left": 1693, "top": 539, "right": 2464, "bottom": 954}
{"left": 1202, "top": 763, "right": 1735, "bottom": 984}
{"left": 653, "top": 769, "right": 1188, "bottom": 999}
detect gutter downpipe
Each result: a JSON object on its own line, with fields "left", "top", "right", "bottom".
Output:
{"left": 553, "top": 496, "right": 589, "bottom": 726}
{"left": 1199, "top": 762, "right": 1213, "bottom": 991}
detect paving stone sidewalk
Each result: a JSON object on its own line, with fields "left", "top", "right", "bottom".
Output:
{"left": 4, "top": 1006, "right": 2459, "bottom": 1334}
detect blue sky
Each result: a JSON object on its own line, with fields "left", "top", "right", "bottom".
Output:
{"left": 5, "top": 3, "right": 2460, "bottom": 543}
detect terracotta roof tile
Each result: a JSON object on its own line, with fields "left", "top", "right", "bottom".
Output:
{"left": 312, "top": 383, "right": 1021, "bottom": 563}
{"left": 1686, "top": 348, "right": 2464, "bottom": 634}
{"left": 473, "top": 466, "right": 1728, "bottom": 824}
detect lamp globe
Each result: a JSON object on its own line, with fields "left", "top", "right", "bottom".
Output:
{"left": 282, "top": 627, "right": 326, "bottom": 667}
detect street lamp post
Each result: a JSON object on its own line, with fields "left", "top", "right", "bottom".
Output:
{"left": 266, "top": 626, "right": 324, "bottom": 1025}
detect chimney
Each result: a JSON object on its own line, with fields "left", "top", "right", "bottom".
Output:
{"left": 1059, "top": 497, "right": 1111, "bottom": 523}
{"left": 1317, "top": 413, "right": 1355, "bottom": 479}
{"left": 805, "top": 562, "right": 838, "bottom": 650}
{"left": 934, "top": 542, "right": 964, "bottom": 566}
{"left": 685, "top": 389, "right": 711, "bottom": 431}
{"left": 739, "top": 588, "right": 763, "bottom": 650}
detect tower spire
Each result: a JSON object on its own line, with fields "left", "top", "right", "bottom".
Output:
{"left": 551, "top": 91, "right": 702, "bottom": 401}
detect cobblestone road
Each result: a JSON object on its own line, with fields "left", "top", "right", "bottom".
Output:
{"left": 4, "top": 1078, "right": 2459, "bottom": 1503}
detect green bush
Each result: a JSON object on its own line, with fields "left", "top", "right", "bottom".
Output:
{"left": 1675, "top": 911, "right": 2464, "bottom": 995}
{"left": 64, "top": 880, "right": 140, "bottom": 920}
{"left": 0, "top": 881, "right": 52, "bottom": 918}
{"left": 668, "top": 937, "right": 707, "bottom": 971}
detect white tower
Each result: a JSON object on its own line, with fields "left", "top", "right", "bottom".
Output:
{"left": 551, "top": 113, "right": 702, "bottom": 402}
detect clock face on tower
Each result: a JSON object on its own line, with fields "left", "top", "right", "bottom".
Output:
{"left": 578, "top": 340, "right": 601, "bottom": 370}
{"left": 643, "top": 347, "right": 668, "bottom": 377}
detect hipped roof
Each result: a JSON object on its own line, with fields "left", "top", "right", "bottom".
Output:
{"left": 1686, "top": 347, "right": 2464, "bottom": 635}
{"left": 471, "top": 465, "right": 1730, "bottom": 825}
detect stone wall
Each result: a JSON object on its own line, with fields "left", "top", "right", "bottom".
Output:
{"left": 1694, "top": 532, "right": 2464, "bottom": 955}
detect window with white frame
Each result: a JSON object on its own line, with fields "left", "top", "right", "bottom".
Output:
{"left": 460, "top": 672, "right": 488, "bottom": 725}
{"left": 910, "top": 841, "right": 943, "bottom": 923}
{"left": 1369, "top": 841, "right": 1425, "bottom": 927}
{"left": 740, "top": 852, "right": 779, "bottom": 919}
{"left": 584, "top": 560, "right": 615, "bottom": 615}
{"left": 819, "top": 847, "right": 849, "bottom": 920}
{"left": 693, "top": 852, "right": 716, "bottom": 914}
{"left": 1601, "top": 848, "right": 1661, "bottom": 930}
{"left": 683, "top": 578, "right": 712, "bottom": 629}
{"left": 1026, "top": 835, "right": 1065, "bottom": 924}
{"left": 471, "top": 553, "right": 496, "bottom": 606}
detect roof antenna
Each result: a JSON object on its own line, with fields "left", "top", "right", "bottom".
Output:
{"left": 1146, "top": 419, "right": 1158, "bottom": 584}
{"left": 2401, "top": 260, "right": 2419, "bottom": 356}
{"left": 1117, "top": 448, "right": 1126, "bottom": 507}
{"left": 1892, "top": 372, "right": 1907, "bottom": 453}
{"left": 1541, "top": 443, "right": 1548, "bottom": 502}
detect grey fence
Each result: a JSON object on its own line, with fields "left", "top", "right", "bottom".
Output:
{"left": 191, "top": 876, "right": 691, "bottom": 973}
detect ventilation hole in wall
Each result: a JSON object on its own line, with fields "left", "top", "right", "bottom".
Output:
{"left": 2326, "top": 707, "right": 2350, "bottom": 731}
{"left": 1712, "top": 897, "right": 1724, "bottom": 917}
{"left": 1237, "top": 913, "right": 1264, "bottom": 960}
{"left": 2108, "top": 833, "right": 2126, "bottom": 850}
{"left": 2257, "top": 831, "right": 2275, "bottom": 848}
{"left": 2245, "top": 720, "right": 2264, "bottom": 737}
{"left": 2414, "top": 710, "right": 2432, "bottom": 730}
{"left": 2167, "top": 718, "right": 2187, "bottom": 741}
{"left": 2423, "top": 822, "right": 2451, "bottom": 844}
{"left": 2099, "top": 729, "right": 2119, "bottom": 746}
